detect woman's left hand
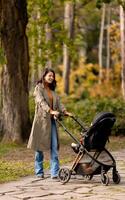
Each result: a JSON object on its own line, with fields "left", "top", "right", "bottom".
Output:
{"left": 64, "top": 111, "right": 73, "bottom": 117}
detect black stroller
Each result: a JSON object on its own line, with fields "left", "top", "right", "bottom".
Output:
{"left": 57, "top": 112, "right": 121, "bottom": 186}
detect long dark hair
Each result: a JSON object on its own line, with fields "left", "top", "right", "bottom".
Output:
{"left": 37, "top": 67, "right": 56, "bottom": 91}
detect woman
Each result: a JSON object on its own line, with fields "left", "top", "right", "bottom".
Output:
{"left": 27, "top": 67, "right": 72, "bottom": 179}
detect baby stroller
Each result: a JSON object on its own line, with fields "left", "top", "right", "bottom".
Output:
{"left": 57, "top": 112, "right": 121, "bottom": 186}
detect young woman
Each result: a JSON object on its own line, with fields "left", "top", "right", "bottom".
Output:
{"left": 27, "top": 67, "right": 72, "bottom": 179}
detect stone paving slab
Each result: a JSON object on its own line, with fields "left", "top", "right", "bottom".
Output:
{"left": 0, "top": 150, "right": 125, "bottom": 200}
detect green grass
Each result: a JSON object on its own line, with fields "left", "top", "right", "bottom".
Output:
{"left": 0, "top": 158, "right": 72, "bottom": 184}
{"left": 0, "top": 160, "right": 34, "bottom": 183}
{"left": 0, "top": 136, "right": 125, "bottom": 183}
{"left": 0, "top": 143, "right": 34, "bottom": 183}
{"left": 0, "top": 141, "right": 73, "bottom": 183}
{"left": 0, "top": 143, "right": 20, "bottom": 156}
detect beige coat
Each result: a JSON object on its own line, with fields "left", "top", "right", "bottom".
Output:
{"left": 27, "top": 83, "right": 65, "bottom": 151}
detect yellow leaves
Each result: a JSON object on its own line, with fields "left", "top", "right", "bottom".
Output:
{"left": 56, "top": 55, "right": 121, "bottom": 98}
{"left": 56, "top": 60, "right": 99, "bottom": 97}
{"left": 109, "top": 22, "right": 121, "bottom": 63}
{"left": 56, "top": 73, "right": 64, "bottom": 94}
{"left": 56, "top": 64, "right": 64, "bottom": 94}
{"left": 89, "top": 81, "right": 121, "bottom": 98}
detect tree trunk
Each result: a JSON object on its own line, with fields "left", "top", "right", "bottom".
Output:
{"left": 63, "top": 43, "right": 70, "bottom": 94}
{"left": 63, "top": 1, "right": 75, "bottom": 94}
{"left": 29, "top": 35, "right": 36, "bottom": 90}
{"left": 0, "top": 0, "right": 30, "bottom": 143}
{"left": 106, "top": 5, "right": 111, "bottom": 82}
{"left": 45, "top": 23, "right": 52, "bottom": 68}
{"left": 98, "top": 3, "right": 106, "bottom": 84}
{"left": 120, "top": 5, "right": 125, "bottom": 99}
{"left": 37, "top": 10, "right": 42, "bottom": 79}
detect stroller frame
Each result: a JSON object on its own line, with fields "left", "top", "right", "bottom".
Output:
{"left": 57, "top": 114, "right": 120, "bottom": 186}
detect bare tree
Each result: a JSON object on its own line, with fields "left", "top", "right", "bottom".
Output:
{"left": 98, "top": 3, "right": 106, "bottom": 84}
{"left": 120, "top": 5, "right": 125, "bottom": 99}
{"left": 0, "top": 0, "right": 30, "bottom": 143}
{"left": 63, "top": 1, "right": 75, "bottom": 94}
{"left": 45, "top": 23, "right": 52, "bottom": 68}
{"left": 106, "top": 4, "right": 111, "bottom": 82}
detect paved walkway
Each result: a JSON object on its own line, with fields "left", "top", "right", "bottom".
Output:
{"left": 0, "top": 150, "right": 125, "bottom": 200}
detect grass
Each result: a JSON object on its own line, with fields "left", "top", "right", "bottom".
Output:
{"left": 0, "top": 136, "right": 125, "bottom": 183}
{"left": 0, "top": 143, "right": 34, "bottom": 183}
{"left": 0, "top": 160, "right": 34, "bottom": 183}
{"left": 0, "top": 139, "right": 73, "bottom": 183}
{"left": 0, "top": 143, "right": 20, "bottom": 156}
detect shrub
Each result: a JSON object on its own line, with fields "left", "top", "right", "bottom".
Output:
{"left": 29, "top": 94, "right": 125, "bottom": 136}
{"left": 61, "top": 96, "right": 125, "bottom": 136}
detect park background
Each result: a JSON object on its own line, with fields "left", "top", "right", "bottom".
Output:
{"left": 0, "top": 0, "right": 125, "bottom": 183}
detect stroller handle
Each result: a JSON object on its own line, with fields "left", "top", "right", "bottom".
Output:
{"left": 70, "top": 115, "right": 87, "bottom": 131}
{"left": 55, "top": 113, "right": 87, "bottom": 145}
{"left": 56, "top": 116, "right": 81, "bottom": 145}
{"left": 55, "top": 113, "right": 87, "bottom": 132}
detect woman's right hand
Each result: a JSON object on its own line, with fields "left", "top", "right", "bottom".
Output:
{"left": 50, "top": 110, "right": 60, "bottom": 117}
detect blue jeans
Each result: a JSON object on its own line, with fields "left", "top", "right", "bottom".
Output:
{"left": 35, "top": 119, "right": 59, "bottom": 177}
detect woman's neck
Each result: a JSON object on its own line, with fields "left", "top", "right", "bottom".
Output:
{"left": 44, "top": 82, "right": 50, "bottom": 90}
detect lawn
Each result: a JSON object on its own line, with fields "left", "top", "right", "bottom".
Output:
{"left": 0, "top": 136, "right": 125, "bottom": 183}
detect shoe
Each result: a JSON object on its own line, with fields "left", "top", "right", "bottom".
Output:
{"left": 51, "top": 175, "right": 58, "bottom": 179}
{"left": 36, "top": 174, "right": 44, "bottom": 179}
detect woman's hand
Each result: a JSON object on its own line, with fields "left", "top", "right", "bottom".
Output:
{"left": 50, "top": 110, "right": 60, "bottom": 117}
{"left": 64, "top": 111, "right": 73, "bottom": 117}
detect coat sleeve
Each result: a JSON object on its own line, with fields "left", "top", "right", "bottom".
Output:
{"left": 34, "top": 85, "right": 50, "bottom": 113}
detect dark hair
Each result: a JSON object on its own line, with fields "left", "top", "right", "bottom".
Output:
{"left": 37, "top": 67, "right": 56, "bottom": 91}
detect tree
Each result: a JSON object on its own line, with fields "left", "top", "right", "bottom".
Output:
{"left": 63, "top": 1, "right": 75, "bottom": 94}
{"left": 106, "top": 4, "right": 111, "bottom": 81}
{"left": 27, "top": 0, "right": 64, "bottom": 85}
{"left": 27, "top": 0, "right": 101, "bottom": 93}
{"left": 101, "top": 0, "right": 125, "bottom": 99}
{"left": 98, "top": 3, "right": 106, "bottom": 84}
{"left": 45, "top": 22, "right": 53, "bottom": 68}
{"left": 120, "top": 5, "right": 125, "bottom": 99}
{"left": 0, "top": 0, "right": 30, "bottom": 143}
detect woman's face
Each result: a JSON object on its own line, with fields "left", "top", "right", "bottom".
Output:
{"left": 44, "top": 71, "right": 54, "bottom": 84}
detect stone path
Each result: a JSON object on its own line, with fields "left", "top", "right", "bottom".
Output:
{"left": 0, "top": 150, "right": 125, "bottom": 200}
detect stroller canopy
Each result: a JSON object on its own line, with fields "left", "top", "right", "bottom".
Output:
{"left": 84, "top": 112, "right": 116, "bottom": 151}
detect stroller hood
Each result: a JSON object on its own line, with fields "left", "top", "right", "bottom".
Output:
{"left": 84, "top": 112, "right": 116, "bottom": 151}
{"left": 91, "top": 112, "right": 116, "bottom": 126}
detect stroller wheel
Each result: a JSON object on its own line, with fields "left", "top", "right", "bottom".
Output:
{"left": 86, "top": 175, "right": 93, "bottom": 180}
{"left": 58, "top": 168, "right": 71, "bottom": 184}
{"left": 101, "top": 173, "right": 109, "bottom": 186}
{"left": 112, "top": 171, "right": 121, "bottom": 184}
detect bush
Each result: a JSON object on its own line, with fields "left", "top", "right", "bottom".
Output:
{"left": 61, "top": 96, "right": 125, "bottom": 136}
{"left": 29, "top": 95, "right": 125, "bottom": 136}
